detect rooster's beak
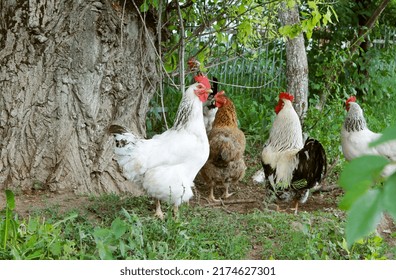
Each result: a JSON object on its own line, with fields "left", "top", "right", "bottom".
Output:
{"left": 206, "top": 89, "right": 213, "bottom": 94}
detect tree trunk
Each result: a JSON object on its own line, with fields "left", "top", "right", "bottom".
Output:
{"left": 0, "top": 0, "right": 159, "bottom": 195}
{"left": 279, "top": 3, "right": 308, "bottom": 122}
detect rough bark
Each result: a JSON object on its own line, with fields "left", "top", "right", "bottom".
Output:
{"left": 279, "top": 3, "right": 308, "bottom": 122}
{"left": 0, "top": 0, "right": 159, "bottom": 195}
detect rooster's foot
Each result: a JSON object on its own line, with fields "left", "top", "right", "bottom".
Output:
{"left": 290, "top": 201, "right": 299, "bottom": 215}
{"left": 222, "top": 191, "right": 234, "bottom": 199}
{"left": 155, "top": 200, "right": 165, "bottom": 220}
{"left": 205, "top": 195, "right": 221, "bottom": 203}
{"left": 155, "top": 210, "right": 164, "bottom": 220}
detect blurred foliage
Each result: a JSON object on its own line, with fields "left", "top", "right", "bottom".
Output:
{"left": 339, "top": 126, "right": 396, "bottom": 247}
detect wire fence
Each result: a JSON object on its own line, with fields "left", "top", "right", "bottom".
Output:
{"left": 206, "top": 41, "right": 286, "bottom": 99}
{"left": 373, "top": 26, "right": 396, "bottom": 72}
{"left": 373, "top": 26, "right": 396, "bottom": 48}
{"left": 148, "top": 26, "right": 395, "bottom": 131}
{"left": 160, "top": 39, "right": 287, "bottom": 101}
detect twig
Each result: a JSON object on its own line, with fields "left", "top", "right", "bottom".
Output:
{"left": 205, "top": 199, "right": 258, "bottom": 206}
{"left": 316, "top": 184, "right": 340, "bottom": 192}
{"left": 314, "top": 155, "right": 340, "bottom": 192}
{"left": 324, "top": 155, "right": 340, "bottom": 179}
{"left": 221, "top": 207, "right": 233, "bottom": 214}
{"left": 176, "top": 1, "right": 185, "bottom": 95}
{"left": 130, "top": 0, "right": 179, "bottom": 89}
{"left": 157, "top": 0, "right": 168, "bottom": 129}
{"left": 120, "top": 0, "right": 127, "bottom": 48}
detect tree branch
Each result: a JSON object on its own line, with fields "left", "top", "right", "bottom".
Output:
{"left": 350, "top": 0, "right": 391, "bottom": 53}
{"left": 157, "top": 0, "right": 168, "bottom": 129}
{"left": 176, "top": 1, "right": 185, "bottom": 94}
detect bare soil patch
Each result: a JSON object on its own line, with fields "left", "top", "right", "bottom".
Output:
{"left": 0, "top": 174, "right": 343, "bottom": 218}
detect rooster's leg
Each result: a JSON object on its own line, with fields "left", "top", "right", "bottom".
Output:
{"left": 207, "top": 185, "right": 220, "bottom": 202}
{"left": 222, "top": 182, "right": 234, "bottom": 199}
{"left": 155, "top": 199, "right": 164, "bottom": 220}
{"left": 291, "top": 201, "right": 299, "bottom": 215}
{"left": 173, "top": 205, "right": 179, "bottom": 218}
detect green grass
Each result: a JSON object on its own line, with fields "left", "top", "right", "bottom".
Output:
{"left": 1, "top": 189, "right": 394, "bottom": 260}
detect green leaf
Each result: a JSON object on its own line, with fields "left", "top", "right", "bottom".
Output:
{"left": 50, "top": 242, "right": 62, "bottom": 256}
{"left": 287, "top": 0, "right": 296, "bottom": 9}
{"left": 307, "top": 1, "right": 317, "bottom": 10}
{"left": 96, "top": 241, "right": 114, "bottom": 260}
{"left": 369, "top": 125, "right": 396, "bottom": 148}
{"left": 329, "top": 6, "right": 338, "bottom": 22}
{"left": 93, "top": 228, "right": 112, "bottom": 241}
{"left": 339, "top": 155, "right": 389, "bottom": 191}
{"left": 339, "top": 182, "right": 371, "bottom": 210}
{"left": 140, "top": 1, "right": 149, "bottom": 13}
{"left": 111, "top": 218, "right": 127, "bottom": 239}
{"left": 5, "top": 190, "right": 15, "bottom": 211}
{"left": 238, "top": 5, "right": 246, "bottom": 15}
{"left": 339, "top": 155, "right": 388, "bottom": 210}
{"left": 383, "top": 172, "right": 396, "bottom": 220}
{"left": 346, "top": 189, "right": 384, "bottom": 247}
{"left": 151, "top": 0, "right": 159, "bottom": 9}
{"left": 119, "top": 240, "right": 126, "bottom": 257}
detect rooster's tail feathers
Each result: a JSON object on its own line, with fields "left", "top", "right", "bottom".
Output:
{"left": 296, "top": 138, "right": 327, "bottom": 186}
{"left": 108, "top": 124, "right": 139, "bottom": 155}
{"left": 108, "top": 124, "right": 128, "bottom": 134}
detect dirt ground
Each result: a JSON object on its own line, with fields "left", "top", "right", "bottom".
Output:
{"left": 0, "top": 171, "right": 343, "bottom": 218}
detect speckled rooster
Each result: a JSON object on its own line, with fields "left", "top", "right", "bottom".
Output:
{"left": 200, "top": 90, "right": 246, "bottom": 202}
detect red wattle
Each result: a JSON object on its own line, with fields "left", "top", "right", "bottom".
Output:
{"left": 199, "top": 93, "right": 209, "bottom": 102}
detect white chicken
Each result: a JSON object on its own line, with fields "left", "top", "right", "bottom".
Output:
{"left": 341, "top": 96, "right": 396, "bottom": 176}
{"left": 109, "top": 75, "right": 212, "bottom": 219}
{"left": 261, "top": 92, "right": 327, "bottom": 213}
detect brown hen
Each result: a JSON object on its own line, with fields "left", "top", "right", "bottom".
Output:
{"left": 200, "top": 91, "right": 246, "bottom": 202}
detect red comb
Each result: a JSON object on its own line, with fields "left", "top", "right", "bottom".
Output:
{"left": 279, "top": 92, "right": 294, "bottom": 102}
{"left": 345, "top": 96, "right": 356, "bottom": 111}
{"left": 194, "top": 75, "right": 211, "bottom": 89}
{"left": 346, "top": 96, "right": 356, "bottom": 105}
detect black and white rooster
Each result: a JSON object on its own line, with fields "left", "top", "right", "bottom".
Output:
{"left": 261, "top": 92, "right": 327, "bottom": 213}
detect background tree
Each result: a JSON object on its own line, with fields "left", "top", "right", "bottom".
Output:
{"left": 0, "top": 1, "right": 158, "bottom": 194}
{"left": 309, "top": 0, "right": 395, "bottom": 104}
{"left": 279, "top": 2, "right": 309, "bottom": 122}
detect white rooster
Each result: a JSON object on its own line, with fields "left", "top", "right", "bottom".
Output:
{"left": 109, "top": 75, "right": 212, "bottom": 219}
{"left": 261, "top": 92, "right": 327, "bottom": 213}
{"left": 341, "top": 96, "right": 396, "bottom": 176}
